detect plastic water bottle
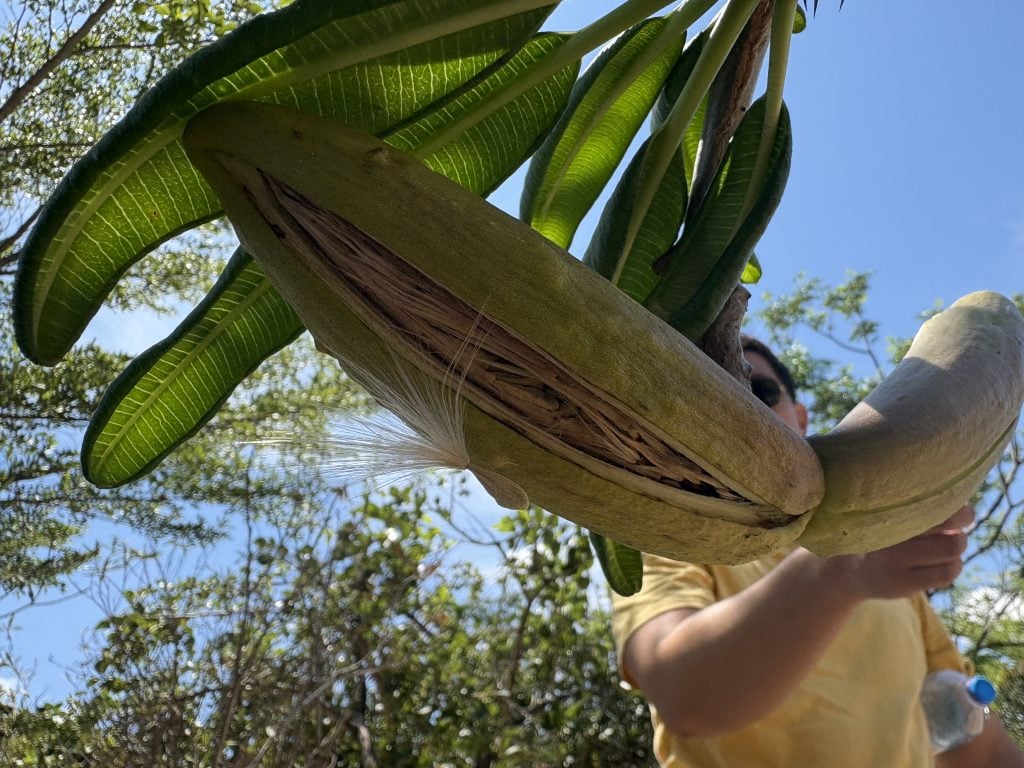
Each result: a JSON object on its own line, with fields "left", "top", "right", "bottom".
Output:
{"left": 920, "top": 670, "right": 997, "bottom": 753}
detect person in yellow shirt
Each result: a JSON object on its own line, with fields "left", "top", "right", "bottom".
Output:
{"left": 612, "top": 336, "right": 1024, "bottom": 767}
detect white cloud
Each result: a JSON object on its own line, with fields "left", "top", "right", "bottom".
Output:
{"left": 958, "top": 587, "right": 1024, "bottom": 625}
{"left": 0, "top": 674, "right": 24, "bottom": 702}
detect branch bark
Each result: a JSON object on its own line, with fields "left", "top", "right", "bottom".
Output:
{"left": 690, "top": 0, "right": 773, "bottom": 380}
{"left": 689, "top": 0, "right": 774, "bottom": 212}
{"left": 0, "top": 204, "right": 43, "bottom": 266}
{"left": 699, "top": 285, "right": 751, "bottom": 381}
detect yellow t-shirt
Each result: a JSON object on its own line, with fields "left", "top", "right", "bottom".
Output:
{"left": 611, "top": 552, "right": 971, "bottom": 768}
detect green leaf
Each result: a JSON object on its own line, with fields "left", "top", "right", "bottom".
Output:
{"left": 646, "top": 97, "right": 792, "bottom": 338}
{"left": 741, "top": 251, "right": 762, "bottom": 283}
{"left": 588, "top": 531, "right": 642, "bottom": 596}
{"left": 580, "top": 27, "right": 715, "bottom": 304}
{"left": 494, "top": 516, "right": 517, "bottom": 533}
{"left": 82, "top": 36, "right": 577, "bottom": 488}
{"left": 82, "top": 248, "right": 303, "bottom": 487}
{"left": 386, "top": 32, "right": 580, "bottom": 196}
{"left": 581, "top": 134, "right": 686, "bottom": 303}
{"left": 15, "top": 0, "right": 557, "bottom": 365}
{"left": 520, "top": 16, "right": 684, "bottom": 249}
{"left": 793, "top": 5, "right": 807, "bottom": 33}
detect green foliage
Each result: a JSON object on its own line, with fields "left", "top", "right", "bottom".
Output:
{"left": 81, "top": 248, "right": 304, "bottom": 488}
{"left": 644, "top": 96, "right": 792, "bottom": 339}
{"left": 6, "top": 0, "right": 803, "bottom": 501}
{"left": 755, "top": 271, "right": 884, "bottom": 430}
{"left": 521, "top": 16, "right": 685, "bottom": 249}
{"left": 0, "top": 493, "right": 656, "bottom": 766}
{"left": 14, "top": 0, "right": 558, "bottom": 366}
{"left": 999, "top": 664, "right": 1024, "bottom": 746}
{"left": 588, "top": 532, "right": 643, "bottom": 596}
{"left": 0, "top": 1, "right": 279, "bottom": 302}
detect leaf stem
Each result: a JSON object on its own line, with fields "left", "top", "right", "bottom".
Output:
{"left": 406, "top": 0, "right": 719, "bottom": 159}
{"left": 740, "top": 0, "right": 795, "bottom": 219}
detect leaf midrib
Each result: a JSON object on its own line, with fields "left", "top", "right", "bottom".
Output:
{"left": 534, "top": 19, "right": 676, "bottom": 229}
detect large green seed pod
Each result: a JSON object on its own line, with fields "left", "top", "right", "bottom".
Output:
{"left": 183, "top": 101, "right": 824, "bottom": 564}
{"left": 799, "top": 291, "right": 1024, "bottom": 555}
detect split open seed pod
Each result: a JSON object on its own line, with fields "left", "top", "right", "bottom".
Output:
{"left": 798, "top": 290, "right": 1024, "bottom": 555}
{"left": 183, "top": 101, "right": 825, "bottom": 564}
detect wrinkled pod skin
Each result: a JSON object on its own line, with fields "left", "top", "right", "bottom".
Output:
{"left": 798, "top": 291, "right": 1024, "bottom": 555}
{"left": 183, "top": 101, "right": 824, "bottom": 565}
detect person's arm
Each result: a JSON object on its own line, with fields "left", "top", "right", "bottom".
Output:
{"left": 936, "top": 714, "right": 1024, "bottom": 767}
{"left": 622, "top": 506, "right": 974, "bottom": 739}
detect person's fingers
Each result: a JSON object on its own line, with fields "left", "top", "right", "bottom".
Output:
{"left": 908, "top": 559, "right": 965, "bottom": 591}
{"left": 887, "top": 529, "right": 967, "bottom": 567}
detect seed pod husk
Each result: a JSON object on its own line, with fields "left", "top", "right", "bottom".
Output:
{"left": 799, "top": 291, "right": 1024, "bottom": 555}
{"left": 184, "top": 101, "right": 825, "bottom": 564}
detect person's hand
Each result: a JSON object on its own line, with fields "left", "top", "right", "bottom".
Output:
{"left": 833, "top": 505, "right": 974, "bottom": 600}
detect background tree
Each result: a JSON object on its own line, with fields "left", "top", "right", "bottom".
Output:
{"left": 0, "top": 484, "right": 657, "bottom": 767}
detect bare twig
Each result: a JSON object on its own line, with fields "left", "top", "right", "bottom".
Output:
{"left": 690, "top": 1, "right": 772, "bottom": 377}
{"left": 0, "top": 0, "right": 118, "bottom": 125}
{"left": 699, "top": 285, "right": 751, "bottom": 380}
{"left": 0, "top": 204, "right": 43, "bottom": 266}
{"left": 0, "top": 587, "right": 87, "bottom": 621}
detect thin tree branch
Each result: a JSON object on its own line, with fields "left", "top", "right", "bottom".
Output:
{"left": 690, "top": 1, "right": 772, "bottom": 376}
{"left": 0, "top": 587, "right": 87, "bottom": 621}
{"left": 0, "top": 204, "right": 43, "bottom": 265}
{"left": 689, "top": 0, "right": 773, "bottom": 211}
{"left": 0, "top": 0, "right": 118, "bottom": 125}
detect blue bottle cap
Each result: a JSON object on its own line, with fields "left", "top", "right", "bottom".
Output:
{"left": 967, "top": 675, "right": 997, "bottom": 706}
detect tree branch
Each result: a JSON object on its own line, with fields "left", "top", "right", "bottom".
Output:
{"left": 0, "top": 204, "right": 43, "bottom": 266}
{"left": 689, "top": 0, "right": 773, "bottom": 211}
{"left": 699, "top": 285, "right": 751, "bottom": 380}
{"left": 690, "top": 1, "right": 772, "bottom": 378}
{"left": 0, "top": 0, "right": 119, "bottom": 126}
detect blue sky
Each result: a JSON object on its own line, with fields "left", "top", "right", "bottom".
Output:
{"left": 12, "top": 0, "right": 1024, "bottom": 702}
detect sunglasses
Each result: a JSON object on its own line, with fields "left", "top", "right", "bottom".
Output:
{"left": 750, "top": 376, "right": 785, "bottom": 408}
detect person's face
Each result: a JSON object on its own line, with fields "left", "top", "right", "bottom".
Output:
{"left": 745, "top": 351, "right": 808, "bottom": 436}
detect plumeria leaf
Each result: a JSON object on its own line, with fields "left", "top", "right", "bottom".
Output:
{"left": 387, "top": 32, "right": 580, "bottom": 196}
{"left": 741, "top": 251, "right": 762, "bottom": 283}
{"left": 81, "top": 33, "right": 578, "bottom": 487}
{"left": 15, "top": 0, "right": 558, "bottom": 365}
{"left": 653, "top": 25, "right": 710, "bottom": 192}
{"left": 645, "top": 97, "right": 792, "bottom": 338}
{"left": 583, "top": 27, "right": 713, "bottom": 303}
{"left": 589, "top": 531, "right": 643, "bottom": 596}
{"left": 582, "top": 135, "right": 686, "bottom": 303}
{"left": 520, "top": 16, "right": 684, "bottom": 249}
{"left": 82, "top": 248, "right": 302, "bottom": 487}
{"left": 793, "top": 6, "right": 807, "bottom": 33}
